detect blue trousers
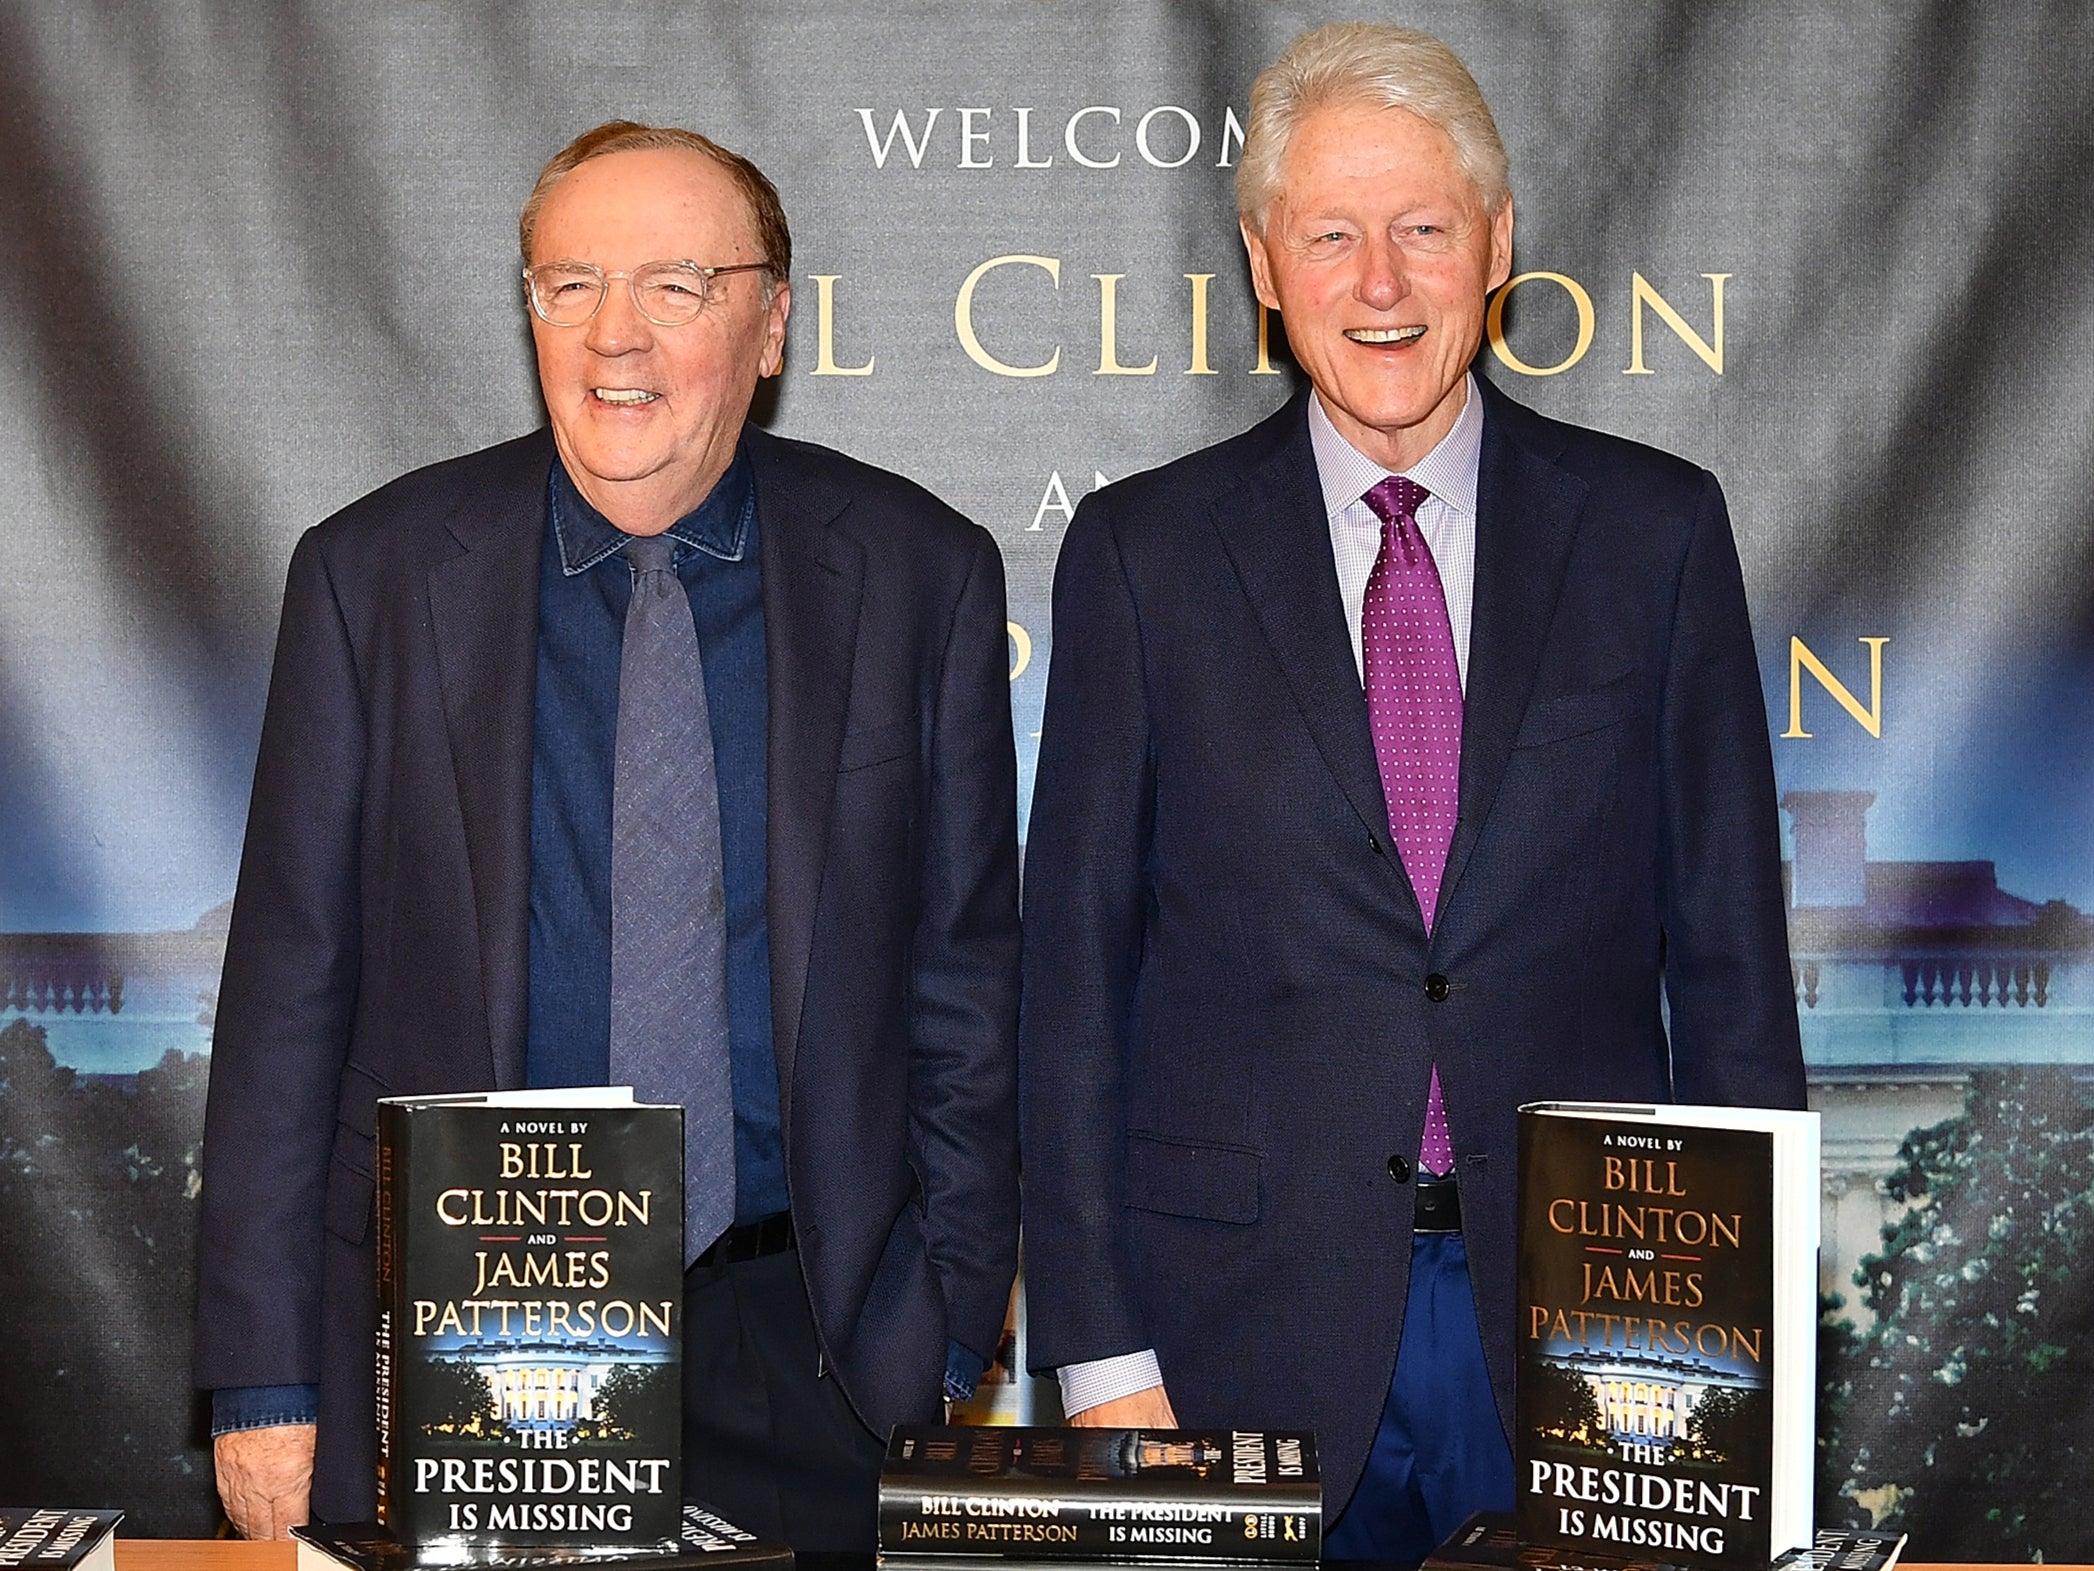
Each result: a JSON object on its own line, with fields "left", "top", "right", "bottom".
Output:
{"left": 1324, "top": 1231, "right": 1516, "bottom": 1561}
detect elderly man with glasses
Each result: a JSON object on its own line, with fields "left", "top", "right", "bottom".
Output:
{"left": 194, "top": 122, "right": 1021, "bottom": 1551}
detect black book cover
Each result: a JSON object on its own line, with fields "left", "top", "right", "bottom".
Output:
{"left": 1422, "top": 1512, "right": 1682, "bottom": 1571}
{"left": 1515, "top": 1110, "right": 1777, "bottom": 1570}
{"left": 1771, "top": 1529, "right": 1906, "bottom": 1571}
{"left": 878, "top": 1425, "right": 1319, "bottom": 1562}
{"left": 0, "top": 1511, "right": 121, "bottom": 1571}
{"left": 1423, "top": 1509, "right": 1520, "bottom": 1570}
{"left": 294, "top": 1505, "right": 791, "bottom": 1571}
{"left": 376, "top": 1093, "right": 683, "bottom": 1547}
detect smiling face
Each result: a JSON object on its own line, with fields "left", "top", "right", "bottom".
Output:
{"left": 1243, "top": 101, "right": 1512, "bottom": 473}
{"left": 528, "top": 146, "right": 790, "bottom": 535}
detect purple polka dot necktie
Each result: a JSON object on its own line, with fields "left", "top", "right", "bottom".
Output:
{"left": 1361, "top": 476, "right": 1461, "bottom": 1176}
{"left": 1361, "top": 475, "right": 1461, "bottom": 928}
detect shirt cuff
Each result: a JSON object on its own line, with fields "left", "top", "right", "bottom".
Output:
{"left": 1057, "top": 1349, "right": 1164, "bottom": 1418}
{"left": 211, "top": 1383, "right": 320, "bottom": 1436}
{"left": 944, "top": 1339, "right": 989, "bottom": 1403}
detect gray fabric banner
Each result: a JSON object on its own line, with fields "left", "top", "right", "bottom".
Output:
{"left": 2, "top": 1, "right": 2090, "bottom": 1551}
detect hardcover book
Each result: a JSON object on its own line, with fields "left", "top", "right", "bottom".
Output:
{"left": 1422, "top": 1509, "right": 1521, "bottom": 1570}
{"left": 376, "top": 1087, "right": 683, "bottom": 1548}
{"left": 0, "top": 1511, "right": 121, "bottom": 1571}
{"left": 1770, "top": 1528, "right": 1906, "bottom": 1571}
{"left": 1515, "top": 1102, "right": 1819, "bottom": 1571}
{"left": 1420, "top": 1510, "right": 1689, "bottom": 1571}
{"left": 294, "top": 1505, "right": 792, "bottom": 1571}
{"left": 877, "top": 1425, "right": 1320, "bottom": 1562}
{"left": 1415, "top": 1508, "right": 1516, "bottom": 1566}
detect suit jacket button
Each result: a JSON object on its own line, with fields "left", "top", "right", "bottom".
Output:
{"left": 1388, "top": 1153, "right": 1412, "bottom": 1183}
{"left": 1424, "top": 973, "right": 1451, "bottom": 1002}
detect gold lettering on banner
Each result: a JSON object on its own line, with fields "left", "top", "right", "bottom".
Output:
{"left": 1253, "top": 304, "right": 1282, "bottom": 376}
{"left": 1009, "top": 622, "right": 1033, "bottom": 682}
{"left": 956, "top": 255, "right": 1061, "bottom": 377}
{"left": 1783, "top": 637, "right": 1889, "bottom": 738}
{"left": 1094, "top": 275, "right": 1157, "bottom": 374}
{"left": 807, "top": 276, "right": 874, "bottom": 376}
{"left": 944, "top": 261, "right": 1329, "bottom": 377}
{"left": 1626, "top": 272, "right": 1729, "bottom": 375}
{"left": 1185, "top": 274, "right": 1217, "bottom": 375}
{"left": 1487, "top": 271, "right": 1595, "bottom": 376}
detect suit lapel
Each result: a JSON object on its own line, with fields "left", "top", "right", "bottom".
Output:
{"left": 1208, "top": 397, "right": 1395, "bottom": 856}
{"left": 748, "top": 429, "right": 864, "bottom": 1128}
{"left": 426, "top": 435, "right": 550, "bottom": 1090}
{"left": 1441, "top": 382, "right": 1588, "bottom": 909}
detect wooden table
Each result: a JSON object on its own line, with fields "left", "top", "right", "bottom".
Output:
{"left": 117, "top": 1546, "right": 291, "bottom": 1571}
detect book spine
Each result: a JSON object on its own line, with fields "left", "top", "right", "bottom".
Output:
{"left": 373, "top": 1099, "right": 403, "bottom": 1532}
{"left": 877, "top": 1479, "right": 1319, "bottom": 1562}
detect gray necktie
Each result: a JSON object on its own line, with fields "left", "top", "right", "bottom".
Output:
{"left": 610, "top": 534, "right": 735, "bottom": 1264}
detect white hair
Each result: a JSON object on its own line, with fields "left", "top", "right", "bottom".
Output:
{"left": 1237, "top": 22, "right": 1511, "bottom": 231}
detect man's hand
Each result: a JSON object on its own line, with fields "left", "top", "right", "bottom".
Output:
{"left": 1068, "top": 1384, "right": 1178, "bottom": 1427}
{"left": 214, "top": 1423, "right": 316, "bottom": 1539}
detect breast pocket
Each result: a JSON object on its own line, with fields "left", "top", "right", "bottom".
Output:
{"left": 1512, "top": 673, "right": 1639, "bottom": 748}
{"left": 836, "top": 713, "right": 919, "bottom": 773}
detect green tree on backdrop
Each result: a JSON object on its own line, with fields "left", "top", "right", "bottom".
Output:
{"left": 0, "top": 1018, "right": 215, "bottom": 1532}
{"left": 1818, "top": 1067, "right": 2094, "bottom": 1561}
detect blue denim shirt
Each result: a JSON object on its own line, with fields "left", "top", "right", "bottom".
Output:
{"left": 528, "top": 449, "right": 784, "bottom": 1222}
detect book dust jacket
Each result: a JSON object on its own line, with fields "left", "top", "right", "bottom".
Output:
{"left": 1516, "top": 1111, "right": 1776, "bottom": 1570}
{"left": 879, "top": 1426, "right": 1320, "bottom": 1561}
{"left": 376, "top": 1096, "right": 682, "bottom": 1548}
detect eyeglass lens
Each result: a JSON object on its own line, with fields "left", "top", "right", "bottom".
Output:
{"left": 530, "top": 263, "right": 712, "bottom": 326}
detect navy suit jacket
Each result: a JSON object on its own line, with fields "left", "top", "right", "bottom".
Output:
{"left": 1018, "top": 379, "right": 1804, "bottom": 1508}
{"left": 194, "top": 425, "right": 1021, "bottom": 1520}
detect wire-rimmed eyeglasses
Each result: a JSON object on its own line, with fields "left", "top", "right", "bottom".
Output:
{"left": 522, "top": 258, "right": 774, "bottom": 327}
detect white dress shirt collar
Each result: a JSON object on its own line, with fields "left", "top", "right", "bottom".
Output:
{"left": 1307, "top": 373, "right": 1485, "bottom": 524}
{"left": 1306, "top": 374, "right": 1485, "bottom": 692}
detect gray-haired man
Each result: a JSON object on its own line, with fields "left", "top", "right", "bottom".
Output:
{"left": 1020, "top": 23, "right": 1803, "bottom": 1559}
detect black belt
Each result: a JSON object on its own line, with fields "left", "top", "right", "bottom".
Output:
{"left": 694, "top": 1210, "right": 794, "bottom": 1267}
{"left": 1414, "top": 1177, "right": 1462, "bottom": 1233}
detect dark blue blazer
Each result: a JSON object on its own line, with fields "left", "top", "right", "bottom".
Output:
{"left": 1018, "top": 379, "right": 1803, "bottom": 1508}
{"left": 194, "top": 426, "right": 1021, "bottom": 1520}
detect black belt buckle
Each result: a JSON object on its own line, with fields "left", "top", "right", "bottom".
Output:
{"left": 1414, "top": 1176, "right": 1462, "bottom": 1233}
{"left": 695, "top": 1210, "right": 795, "bottom": 1266}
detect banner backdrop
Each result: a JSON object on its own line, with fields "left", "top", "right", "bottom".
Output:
{"left": 3, "top": 1, "right": 2091, "bottom": 1553}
